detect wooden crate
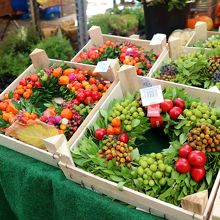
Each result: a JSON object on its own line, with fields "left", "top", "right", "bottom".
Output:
{"left": 45, "top": 66, "right": 220, "bottom": 220}
{"left": 185, "top": 22, "right": 220, "bottom": 48}
{"left": 0, "top": 49, "right": 118, "bottom": 167}
{"left": 210, "top": 186, "right": 220, "bottom": 220}
{"left": 71, "top": 26, "right": 168, "bottom": 76}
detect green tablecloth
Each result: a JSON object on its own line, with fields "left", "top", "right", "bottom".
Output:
{"left": 0, "top": 146, "right": 163, "bottom": 220}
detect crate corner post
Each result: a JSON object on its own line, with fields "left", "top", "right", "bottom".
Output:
{"left": 195, "top": 21, "right": 208, "bottom": 42}
{"left": 88, "top": 26, "right": 104, "bottom": 45}
{"left": 168, "top": 37, "right": 182, "bottom": 60}
{"left": 29, "top": 48, "right": 49, "bottom": 69}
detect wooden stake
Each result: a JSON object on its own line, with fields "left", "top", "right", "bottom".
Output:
{"left": 88, "top": 26, "right": 104, "bottom": 46}
{"left": 150, "top": 33, "right": 167, "bottom": 54}
{"left": 195, "top": 22, "right": 207, "bottom": 42}
{"left": 43, "top": 134, "right": 75, "bottom": 167}
{"left": 181, "top": 190, "right": 208, "bottom": 215}
{"left": 107, "top": 58, "right": 120, "bottom": 79}
{"left": 168, "top": 37, "right": 182, "bottom": 60}
{"left": 117, "top": 65, "right": 140, "bottom": 95}
{"left": 29, "top": 48, "right": 49, "bottom": 69}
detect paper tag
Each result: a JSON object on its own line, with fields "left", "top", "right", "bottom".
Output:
{"left": 94, "top": 61, "right": 111, "bottom": 73}
{"left": 141, "top": 78, "right": 154, "bottom": 88}
{"left": 150, "top": 34, "right": 166, "bottom": 45}
{"left": 208, "top": 86, "right": 220, "bottom": 93}
{"left": 140, "top": 85, "right": 164, "bottom": 107}
{"left": 147, "top": 104, "right": 160, "bottom": 117}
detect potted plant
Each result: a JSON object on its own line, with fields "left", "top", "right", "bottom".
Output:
{"left": 138, "top": 0, "right": 193, "bottom": 39}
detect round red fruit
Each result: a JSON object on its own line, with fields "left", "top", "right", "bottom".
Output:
{"left": 30, "top": 74, "right": 38, "bottom": 82}
{"left": 106, "top": 154, "right": 113, "bottom": 161}
{"left": 160, "top": 99, "right": 173, "bottom": 112}
{"left": 76, "top": 92, "right": 86, "bottom": 102}
{"left": 119, "top": 133, "right": 129, "bottom": 143}
{"left": 19, "top": 79, "right": 27, "bottom": 86}
{"left": 73, "top": 99, "right": 80, "bottom": 105}
{"left": 89, "top": 78, "right": 97, "bottom": 85}
{"left": 84, "top": 90, "right": 92, "bottom": 97}
{"left": 175, "top": 158, "right": 191, "bottom": 173}
{"left": 169, "top": 106, "right": 182, "bottom": 120}
{"left": 77, "top": 74, "right": 86, "bottom": 82}
{"left": 84, "top": 96, "right": 94, "bottom": 105}
{"left": 150, "top": 116, "right": 163, "bottom": 128}
{"left": 174, "top": 98, "right": 185, "bottom": 109}
{"left": 178, "top": 144, "right": 193, "bottom": 158}
{"left": 190, "top": 167, "right": 206, "bottom": 182}
{"left": 34, "top": 81, "right": 42, "bottom": 88}
{"left": 188, "top": 150, "right": 206, "bottom": 167}
{"left": 95, "top": 128, "right": 106, "bottom": 140}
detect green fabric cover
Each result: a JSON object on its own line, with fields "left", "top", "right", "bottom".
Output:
{"left": 0, "top": 146, "right": 163, "bottom": 220}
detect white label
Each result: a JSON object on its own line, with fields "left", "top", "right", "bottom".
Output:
{"left": 150, "top": 33, "right": 166, "bottom": 45}
{"left": 141, "top": 78, "right": 154, "bottom": 88}
{"left": 208, "top": 86, "right": 220, "bottom": 93}
{"left": 94, "top": 61, "right": 111, "bottom": 73}
{"left": 140, "top": 85, "right": 164, "bottom": 107}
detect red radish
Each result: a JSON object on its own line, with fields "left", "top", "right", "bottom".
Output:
{"left": 19, "top": 79, "right": 27, "bottom": 86}
{"left": 119, "top": 133, "right": 129, "bottom": 143}
{"left": 175, "top": 158, "right": 191, "bottom": 173}
{"left": 34, "top": 81, "right": 42, "bottom": 88}
{"left": 178, "top": 144, "right": 193, "bottom": 158}
{"left": 150, "top": 116, "right": 163, "bottom": 128}
{"left": 160, "top": 99, "right": 173, "bottom": 112}
{"left": 190, "top": 167, "right": 206, "bottom": 182}
{"left": 95, "top": 128, "right": 106, "bottom": 140}
{"left": 169, "top": 106, "right": 182, "bottom": 120}
{"left": 188, "top": 150, "right": 206, "bottom": 167}
{"left": 174, "top": 98, "right": 185, "bottom": 109}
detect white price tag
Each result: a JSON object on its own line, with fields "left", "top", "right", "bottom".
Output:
{"left": 140, "top": 85, "right": 164, "bottom": 107}
{"left": 150, "top": 33, "right": 166, "bottom": 45}
{"left": 94, "top": 61, "right": 111, "bottom": 73}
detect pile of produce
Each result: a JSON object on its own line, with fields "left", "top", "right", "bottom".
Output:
{"left": 154, "top": 49, "right": 220, "bottom": 89}
{"left": 0, "top": 64, "right": 112, "bottom": 148}
{"left": 193, "top": 35, "right": 220, "bottom": 49}
{"left": 72, "top": 87, "right": 220, "bottom": 207}
{"left": 74, "top": 40, "right": 159, "bottom": 75}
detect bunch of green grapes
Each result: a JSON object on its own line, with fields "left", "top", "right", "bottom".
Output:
{"left": 183, "top": 102, "right": 220, "bottom": 127}
{"left": 73, "top": 104, "right": 91, "bottom": 117}
{"left": 109, "top": 98, "right": 145, "bottom": 132}
{"left": 194, "top": 35, "right": 220, "bottom": 49}
{"left": 131, "top": 153, "right": 172, "bottom": 189}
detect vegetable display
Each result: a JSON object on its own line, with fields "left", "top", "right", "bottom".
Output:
{"left": 0, "top": 64, "right": 112, "bottom": 148}
{"left": 72, "top": 86, "right": 220, "bottom": 207}
{"left": 74, "top": 40, "right": 159, "bottom": 76}
{"left": 193, "top": 35, "right": 220, "bottom": 49}
{"left": 154, "top": 49, "right": 220, "bottom": 89}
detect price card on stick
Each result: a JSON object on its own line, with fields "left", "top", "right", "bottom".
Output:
{"left": 140, "top": 85, "right": 164, "bottom": 107}
{"left": 94, "top": 61, "right": 111, "bottom": 73}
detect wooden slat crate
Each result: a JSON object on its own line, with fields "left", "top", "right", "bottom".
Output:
{"left": 71, "top": 26, "right": 168, "bottom": 76}
{"left": 210, "top": 186, "right": 220, "bottom": 220}
{"left": 185, "top": 22, "right": 220, "bottom": 48}
{"left": 0, "top": 49, "right": 118, "bottom": 167}
{"left": 46, "top": 68, "right": 220, "bottom": 220}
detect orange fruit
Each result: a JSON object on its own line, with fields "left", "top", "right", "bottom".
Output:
{"left": 63, "top": 68, "right": 75, "bottom": 76}
{"left": 0, "top": 102, "right": 8, "bottom": 111}
{"left": 53, "top": 67, "right": 63, "bottom": 77}
{"left": 112, "top": 118, "right": 121, "bottom": 127}
{"left": 58, "top": 76, "right": 69, "bottom": 85}
{"left": 60, "top": 108, "right": 73, "bottom": 120}
{"left": 106, "top": 127, "right": 115, "bottom": 135}
{"left": 2, "top": 112, "right": 10, "bottom": 122}
{"left": 17, "top": 88, "right": 24, "bottom": 95}
{"left": 6, "top": 103, "right": 18, "bottom": 114}
{"left": 60, "top": 124, "right": 67, "bottom": 130}
{"left": 23, "top": 91, "right": 31, "bottom": 99}
{"left": 113, "top": 127, "right": 121, "bottom": 135}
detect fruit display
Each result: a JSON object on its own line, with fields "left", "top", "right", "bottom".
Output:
{"left": 154, "top": 49, "right": 220, "bottom": 89}
{"left": 74, "top": 40, "right": 159, "bottom": 76}
{"left": 193, "top": 34, "right": 220, "bottom": 49}
{"left": 72, "top": 85, "right": 220, "bottom": 209}
{"left": 0, "top": 64, "right": 112, "bottom": 148}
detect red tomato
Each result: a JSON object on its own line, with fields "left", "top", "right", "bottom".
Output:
{"left": 188, "top": 150, "right": 206, "bottom": 167}
{"left": 76, "top": 92, "right": 86, "bottom": 102}
{"left": 30, "top": 74, "right": 38, "bottom": 82}
{"left": 178, "top": 144, "right": 193, "bottom": 158}
{"left": 160, "top": 99, "right": 173, "bottom": 112}
{"left": 175, "top": 158, "right": 191, "bottom": 174}
{"left": 174, "top": 98, "right": 185, "bottom": 110}
{"left": 169, "top": 106, "right": 182, "bottom": 120}
{"left": 77, "top": 74, "right": 86, "bottom": 82}
{"left": 89, "top": 78, "right": 97, "bottom": 85}
{"left": 84, "top": 96, "right": 94, "bottom": 105}
{"left": 119, "top": 133, "right": 129, "bottom": 143}
{"left": 150, "top": 116, "right": 163, "bottom": 128}
{"left": 84, "top": 90, "right": 92, "bottom": 97}
{"left": 190, "top": 167, "right": 206, "bottom": 182}
{"left": 19, "top": 78, "right": 27, "bottom": 86}
{"left": 94, "top": 128, "right": 106, "bottom": 140}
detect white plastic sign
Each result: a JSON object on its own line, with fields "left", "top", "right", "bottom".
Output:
{"left": 94, "top": 61, "right": 111, "bottom": 73}
{"left": 140, "top": 85, "right": 164, "bottom": 107}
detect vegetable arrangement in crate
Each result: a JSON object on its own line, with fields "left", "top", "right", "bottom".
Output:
{"left": 72, "top": 26, "right": 167, "bottom": 76}
{"left": 151, "top": 38, "right": 220, "bottom": 90}
{"left": 0, "top": 49, "right": 117, "bottom": 166}
{"left": 55, "top": 66, "right": 220, "bottom": 220}
{"left": 186, "top": 21, "right": 220, "bottom": 49}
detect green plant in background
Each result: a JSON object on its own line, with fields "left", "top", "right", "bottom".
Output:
{"left": 88, "top": 6, "right": 144, "bottom": 36}
{"left": 109, "top": 14, "right": 138, "bottom": 36}
{"left": 137, "top": 0, "right": 189, "bottom": 11}
{"left": 88, "top": 14, "right": 111, "bottom": 34}
{"left": 34, "top": 36, "right": 75, "bottom": 60}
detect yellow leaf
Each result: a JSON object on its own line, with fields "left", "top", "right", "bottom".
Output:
{"left": 5, "top": 120, "right": 59, "bottom": 149}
